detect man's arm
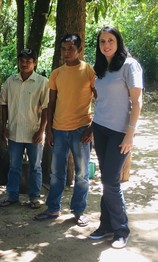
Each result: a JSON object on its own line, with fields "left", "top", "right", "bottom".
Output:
{"left": 46, "top": 89, "right": 57, "bottom": 147}
{"left": 32, "top": 107, "right": 48, "bottom": 144}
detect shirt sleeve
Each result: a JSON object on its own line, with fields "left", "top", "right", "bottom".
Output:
{"left": 125, "top": 59, "right": 143, "bottom": 89}
{"left": 87, "top": 64, "right": 96, "bottom": 88}
{"left": 48, "top": 68, "right": 59, "bottom": 90}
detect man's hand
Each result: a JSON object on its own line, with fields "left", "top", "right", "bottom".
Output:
{"left": 81, "top": 125, "right": 93, "bottom": 144}
{"left": 45, "top": 131, "right": 54, "bottom": 147}
{"left": 32, "top": 129, "right": 44, "bottom": 144}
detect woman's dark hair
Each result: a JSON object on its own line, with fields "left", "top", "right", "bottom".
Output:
{"left": 94, "top": 25, "right": 127, "bottom": 78}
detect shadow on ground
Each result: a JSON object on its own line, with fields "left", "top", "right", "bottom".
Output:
{"left": 0, "top": 114, "right": 158, "bottom": 262}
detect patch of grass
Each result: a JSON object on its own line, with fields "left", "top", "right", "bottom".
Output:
{"left": 142, "top": 91, "right": 158, "bottom": 116}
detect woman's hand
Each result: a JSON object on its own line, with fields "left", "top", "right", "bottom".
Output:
{"left": 119, "top": 132, "right": 134, "bottom": 154}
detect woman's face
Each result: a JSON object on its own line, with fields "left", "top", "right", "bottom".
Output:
{"left": 99, "top": 31, "right": 118, "bottom": 62}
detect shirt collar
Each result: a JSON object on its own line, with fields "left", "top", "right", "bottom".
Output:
{"left": 15, "top": 71, "right": 36, "bottom": 81}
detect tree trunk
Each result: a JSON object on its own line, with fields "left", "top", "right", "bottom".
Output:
{"left": 15, "top": 0, "right": 25, "bottom": 55}
{"left": 25, "top": 0, "right": 35, "bottom": 44}
{"left": 0, "top": 0, "right": 2, "bottom": 16}
{"left": 27, "top": 0, "right": 51, "bottom": 58}
{"left": 52, "top": 0, "right": 86, "bottom": 69}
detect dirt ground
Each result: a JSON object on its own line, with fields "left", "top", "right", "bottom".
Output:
{"left": 0, "top": 114, "right": 158, "bottom": 262}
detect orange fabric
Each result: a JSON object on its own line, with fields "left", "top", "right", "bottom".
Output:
{"left": 48, "top": 61, "right": 95, "bottom": 130}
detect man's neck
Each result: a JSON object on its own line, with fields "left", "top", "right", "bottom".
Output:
{"left": 65, "top": 59, "right": 81, "bottom": 66}
{"left": 20, "top": 71, "right": 33, "bottom": 81}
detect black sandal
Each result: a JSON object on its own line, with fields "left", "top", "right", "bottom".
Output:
{"left": 0, "top": 199, "right": 18, "bottom": 207}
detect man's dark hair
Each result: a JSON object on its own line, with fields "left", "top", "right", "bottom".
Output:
{"left": 94, "top": 26, "right": 128, "bottom": 79}
{"left": 60, "top": 34, "right": 81, "bottom": 49}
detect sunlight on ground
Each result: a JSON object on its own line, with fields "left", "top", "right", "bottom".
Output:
{"left": 99, "top": 248, "right": 151, "bottom": 262}
{"left": 132, "top": 219, "right": 158, "bottom": 232}
{"left": 0, "top": 115, "right": 158, "bottom": 262}
{"left": 0, "top": 250, "right": 37, "bottom": 262}
{"left": 0, "top": 242, "right": 50, "bottom": 262}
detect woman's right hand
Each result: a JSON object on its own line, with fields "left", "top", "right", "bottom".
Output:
{"left": 119, "top": 131, "right": 134, "bottom": 154}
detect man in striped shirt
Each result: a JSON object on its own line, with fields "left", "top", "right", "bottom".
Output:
{"left": 0, "top": 48, "right": 49, "bottom": 209}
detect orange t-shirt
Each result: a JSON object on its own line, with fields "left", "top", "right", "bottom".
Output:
{"left": 48, "top": 61, "right": 95, "bottom": 130}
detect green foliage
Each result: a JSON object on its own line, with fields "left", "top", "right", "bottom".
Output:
{"left": 115, "top": 0, "right": 158, "bottom": 84}
{"left": 84, "top": 23, "right": 99, "bottom": 65}
{"left": 0, "top": 0, "right": 17, "bottom": 85}
{"left": 37, "top": 47, "right": 54, "bottom": 77}
{"left": 86, "top": 0, "right": 122, "bottom": 23}
{"left": 0, "top": 0, "right": 17, "bottom": 46}
{"left": 85, "top": 0, "right": 158, "bottom": 88}
{"left": 37, "top": 24, "right": 56, "bottom": 77}
{"left": 0, "top": 2, "right": 56, "bottom": 84}
{"left": 0, "top": 44, "right": 17, "bottom": 86}
{"left": 1, "top": 0, "right": 158, "bottom": 89}
{"left": 112, "top": 0, "right": 158, "bottom": 84}
{"left": 142, "top": 91, "right": 158, "bottom": 114}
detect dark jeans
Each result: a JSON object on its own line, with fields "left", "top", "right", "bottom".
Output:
{"left": 93, "top": 122, "right": 130, "bottom": 238}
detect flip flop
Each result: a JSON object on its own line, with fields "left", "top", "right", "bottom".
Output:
{"left": 30, "top": 200, "right": 41, "bottom": 209}
{"left": 0, "top": 199, "right": 18, "bottom": 207}
{"left": 33, "top": 210, "right": 59, "bottom": 221}
{"left": 74, "top": 214, "right": 88, "bottom": 227}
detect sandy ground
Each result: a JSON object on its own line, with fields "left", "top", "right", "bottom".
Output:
{"left": 0, "top": 114, "right": 158, "bottom": 262}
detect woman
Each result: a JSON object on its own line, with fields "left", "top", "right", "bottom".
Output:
{"left": 89, "top": 26, "right": 143, "bottom": 248}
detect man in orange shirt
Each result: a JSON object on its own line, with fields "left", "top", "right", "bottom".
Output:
{"left": 34, "top": 34, "right": 95, "bottom": 225}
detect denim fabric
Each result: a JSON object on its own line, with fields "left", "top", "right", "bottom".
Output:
{"left": 93, "top": 122, "right": 130, "bottom": 238}
{"left": 46, "top": 127, "right": 90, "bottom": 214}
{"left": 7, "top": 139, "right": 43, "bottom": 201}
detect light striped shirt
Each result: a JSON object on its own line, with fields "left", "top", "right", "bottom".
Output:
{"left": 0, "top": 71, "right": 49, "bottom": 142}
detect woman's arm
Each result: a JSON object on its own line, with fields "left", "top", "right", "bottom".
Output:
{"left": 119, "top": 87, "right": 143, "bottom": 154}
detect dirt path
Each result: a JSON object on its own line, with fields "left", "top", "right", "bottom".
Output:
{"left": 0, "top": 114, "right": 158, "bottom": 262}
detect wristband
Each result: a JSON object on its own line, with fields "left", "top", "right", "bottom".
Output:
{"left": 128, "top": 124, "right": 136, "bottom": 129}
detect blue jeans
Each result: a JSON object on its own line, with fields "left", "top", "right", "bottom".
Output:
{"left": 46, "top": 127, "right": 90, "bottom": 214}
{"left": 93, "top": 122, "right": 130, "bottom": 238}
{"left": 7, "top": 140, "right": 43, "bottom": 201}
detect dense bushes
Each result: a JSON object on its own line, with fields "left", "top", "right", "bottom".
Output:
{"left": 0, "top": 1, "right": 158, "bottom": 90}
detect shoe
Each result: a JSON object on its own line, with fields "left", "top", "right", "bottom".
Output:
{"left": 89, "top": 227, "right": 114, "bottom": 240}
{"left": 0, "top": 199, "right": 19, "bottom": 207}
{"left": 112, "top": 236, "right": 128, "bottom": 249}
